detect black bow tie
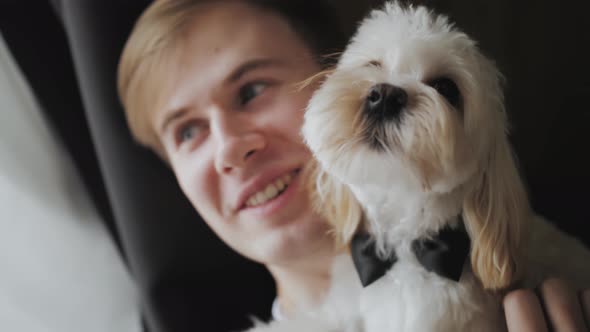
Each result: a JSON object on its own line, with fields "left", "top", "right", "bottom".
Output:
{"left": 350, "top": 221, "right": 471, "bottom": 287}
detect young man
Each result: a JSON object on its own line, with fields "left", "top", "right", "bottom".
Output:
{"left": 118, "top": 0, "right": 590, "bottom": 330}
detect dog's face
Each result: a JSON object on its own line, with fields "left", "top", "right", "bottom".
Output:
{"left": 303, "top": 3, "right": 506, "bottom": 194}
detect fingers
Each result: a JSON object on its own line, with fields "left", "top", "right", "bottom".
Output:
{"left": 581, "top": 289, "right": 590, "bottom": 329}
{"left": 539, "top": 278, "right": 587, "bottom": 332}
{"left": 504, "top": 288, "right": 549, "bottom": 332}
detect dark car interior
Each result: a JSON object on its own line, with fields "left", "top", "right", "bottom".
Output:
{"left": 1, "top": 0, "right": 588, "bottom": 331}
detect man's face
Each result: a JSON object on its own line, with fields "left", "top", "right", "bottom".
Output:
{"left": 154, "top": 2, "right": 333, "bottom": 265}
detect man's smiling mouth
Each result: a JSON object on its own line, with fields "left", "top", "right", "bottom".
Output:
{"left": 244, "top": 169, "right": 299, "bottom": 208}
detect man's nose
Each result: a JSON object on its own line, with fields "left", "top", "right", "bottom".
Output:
{"left": 213, "top": 120, "right": 266, "bottom": 174}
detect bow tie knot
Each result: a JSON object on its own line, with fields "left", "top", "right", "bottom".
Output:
{"left": 350, "top": 221, "right": 471, "bottom": 287}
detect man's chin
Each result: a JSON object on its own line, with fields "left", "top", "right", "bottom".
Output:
{"left": 251, "top": 225, "right": 334, "bottom": 266}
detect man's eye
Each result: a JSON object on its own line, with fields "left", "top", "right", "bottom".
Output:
{"left": 238, "top": 82, "right": 267, "bottom": 106}
{"left": 176, "top": 122, "right": 204, "bottom": 145}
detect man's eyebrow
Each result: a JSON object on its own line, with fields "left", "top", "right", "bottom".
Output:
{"left": 225, "top": 58, "right": 284, "bottom": 84}
{"left": 160, "top": 108, "right": 188, "bottom": 136}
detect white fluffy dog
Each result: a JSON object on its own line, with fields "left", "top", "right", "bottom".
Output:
{"left": 302, "top": 1, "right": 590, "bottom": 331}
{"left": 248, "top": 2, "right": 590, "bottom": 331}
{"left": 303, "top": 3, "right": 522, "bottom": 331}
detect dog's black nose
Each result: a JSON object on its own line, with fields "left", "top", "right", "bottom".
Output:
{"left": 364, "top": 83, "right": 408, "bottom": 121}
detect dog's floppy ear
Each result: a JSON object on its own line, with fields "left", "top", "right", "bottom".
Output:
{"left": 304, "top": 160, "right": 363, "bottom": 247}
{"left": 463, "top": 130, "right": 530, "bottom": 291}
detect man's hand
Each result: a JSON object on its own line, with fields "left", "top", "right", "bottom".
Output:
{"left": 504, "top": 278, "right": 590, "bottom": 331}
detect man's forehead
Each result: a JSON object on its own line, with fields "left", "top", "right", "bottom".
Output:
{"left": 183, "top": 1, "right": 288, "bottom": 49}
{"left": 167, "top": 9, "right": 282, "bottom": 89}
{"left": 181, "top": 0, "right": 306, "bottom": 59}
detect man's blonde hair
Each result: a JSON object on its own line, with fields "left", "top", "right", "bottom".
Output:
{"left": 118, "top": 0, "right": 205, "bottom": 156}
{"left": 118, "top": 0, "right": 345, "bottom": 156}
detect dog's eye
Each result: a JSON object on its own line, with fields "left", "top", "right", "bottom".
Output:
{"left": 428, "top": 77, "right": 461, "bottom": 108}
{"left": 367, "top": 60, "right": 382, "bottom": 68}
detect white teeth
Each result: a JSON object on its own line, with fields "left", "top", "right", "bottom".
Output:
{"left": 265, "top": 183, "right": 279, "bottom": 198}
{"left": 255, "top": 192, "right": 266, "bottom": 204}
{"left": 275, "top": 179, "right": 285, "bottom": 191}
{"left": 283, "top": 174, "right": 292, "bottom": 184}
{"left": 245, "top": 172, "right": 295, "bottom": 207}
{"left": 249, "top": 196, "right": 258, "bottom": 206}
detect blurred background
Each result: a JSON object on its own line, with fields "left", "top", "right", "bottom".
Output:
{"left": 0, "top": 1, "right": 588, "bottom": 332}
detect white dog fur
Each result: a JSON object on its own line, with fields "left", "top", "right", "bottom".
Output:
{"left": 247, "top": 2, "right": 590, "bottom": 331}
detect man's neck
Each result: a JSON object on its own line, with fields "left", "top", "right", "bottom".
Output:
{"left": 266, "top": 246, "right": 336, "bottom": 318}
